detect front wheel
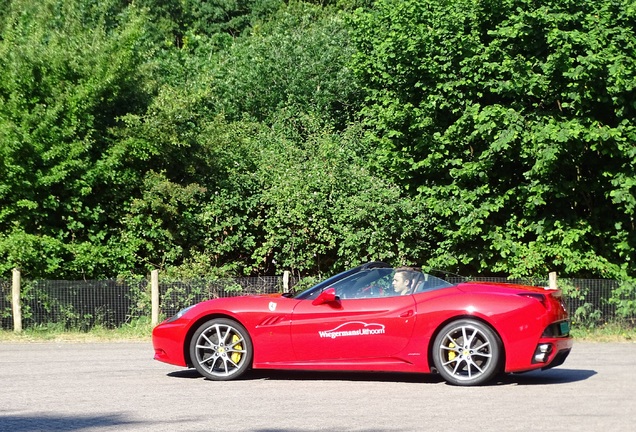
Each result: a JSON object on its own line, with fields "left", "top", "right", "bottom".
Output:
{"left": 189, "top": 318, "right": 253, "bottom": 381}
{"left": 432, "top": 319, "right": 502, "bottom": 386}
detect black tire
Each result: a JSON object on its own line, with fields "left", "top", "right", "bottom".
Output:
{"left": 432, "top": 319, "right": 502, "bottom": 386}
{"left": 189, "top": 318, "right": 253, "bottom": 381}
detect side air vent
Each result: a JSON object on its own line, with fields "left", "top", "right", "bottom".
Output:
{"left": 258, "top": 315, "right": 288, "bottom": 327}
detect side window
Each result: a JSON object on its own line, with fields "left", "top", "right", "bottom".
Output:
{"left": 412, "top": 273, "right": 454, "bottom": 293}
{"left": 332, "top": 269, "right": 393, "bottom": 299}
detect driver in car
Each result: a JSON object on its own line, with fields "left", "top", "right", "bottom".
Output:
{"left": 392, "top": 267, "right": 423, "bottom": 295}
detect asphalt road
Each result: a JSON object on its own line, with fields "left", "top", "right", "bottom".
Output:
{"left": 0, "top": 341, "right": 634, "bottom": 432}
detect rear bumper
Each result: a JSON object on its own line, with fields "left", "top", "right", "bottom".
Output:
{"left": 529, "top": 336, "right": 573, "bottom": 370}
{"left": 505, "top": 334, "right": 573, "bottom": 373}
{"left": 542, "top": 346, "right": 571, "bottom": 370}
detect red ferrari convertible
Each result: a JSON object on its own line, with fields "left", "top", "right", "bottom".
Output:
{"left": 152, "top": 262, "right": 572, "bottom": 386}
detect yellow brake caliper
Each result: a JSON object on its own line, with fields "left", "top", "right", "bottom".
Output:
{"left": 448, "top": 342, "right": 456, "bottom": 361}
{"left": 231, "top": 334, "right": 242, "bottom": 364}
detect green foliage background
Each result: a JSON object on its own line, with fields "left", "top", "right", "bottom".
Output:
{"left": 0, "top": 0, "right": 634, "bottom": 288}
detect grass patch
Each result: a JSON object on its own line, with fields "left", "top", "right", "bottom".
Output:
{"left": 0, "top": 317, "right": 153, "bottom": 343}
{"left": 570, "top": 322, "right": 636, "bottom": 342}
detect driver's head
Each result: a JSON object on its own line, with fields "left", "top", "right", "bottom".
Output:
{"left": 392, "top": 267, "right": 421, "bottom": 295}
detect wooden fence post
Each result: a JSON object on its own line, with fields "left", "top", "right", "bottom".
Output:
{"left": 549, "top": 271, "right": 558, "bottom": 290}
{"left": 12, "top": 268, "right": 22, "bottom": 333}
{"left": 283, "top": 270, "right": 290, "bottom": 293}
{"left": 151, "top": 269, "right": 159, "bottom": 326}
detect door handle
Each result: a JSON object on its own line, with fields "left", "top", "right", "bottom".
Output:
{"left": 400, "top": 310, "right": 414, "bottom": 318}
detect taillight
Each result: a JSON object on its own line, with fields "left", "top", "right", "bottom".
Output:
{"left": 518, "top": 292, "right": 547, "bottom": 307}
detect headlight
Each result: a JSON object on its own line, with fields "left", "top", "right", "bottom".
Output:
{"left": 166, "top": 305, "right": 195, "bottom": 323}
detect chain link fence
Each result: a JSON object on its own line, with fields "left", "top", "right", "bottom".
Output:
{"left": 455, "top": 276, "right": 636, "bottom": 327}
{"left": 0, "top": 278, "right": 11, "bottom": 330}
{"left": 1, "top": 275, "right": 635, "bottom": 331}
{"left": 159, "top": 276, "right": 295, "bottom": 319}
{"left": 0, "top": 275, "right": 300, "bottom": 331}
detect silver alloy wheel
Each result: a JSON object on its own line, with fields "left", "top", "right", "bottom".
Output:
{"left": 432, "top": 319, "right": 501, "bottom": 386}
{"left": 190, "top": 318, "right": 252, "bottom": 381}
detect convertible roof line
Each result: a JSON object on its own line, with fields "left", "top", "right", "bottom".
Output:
{"left": 360, "top": 261, "right": 391, "bottom": 269}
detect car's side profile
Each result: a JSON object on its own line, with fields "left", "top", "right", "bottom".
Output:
{"left": 152, "top": 262, "right": 572, "bottom": 386}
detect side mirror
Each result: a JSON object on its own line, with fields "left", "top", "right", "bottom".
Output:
{"left": 312, "top": 287, "right": 340, "bottom": 306}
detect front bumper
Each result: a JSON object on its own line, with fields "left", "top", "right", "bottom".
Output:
{"left": 152, "top": 321, "right": 189, "bottom": 367}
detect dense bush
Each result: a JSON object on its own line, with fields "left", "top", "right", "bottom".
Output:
{"left": 0, "top": 0, "right": 634, "bottom": 312}
{"left": 349, "top": 0, "right": 636, "bottom": 280}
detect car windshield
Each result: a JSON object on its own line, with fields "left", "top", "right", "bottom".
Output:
{"left": 294, "top": 266, "right": 455, "bottom": 300}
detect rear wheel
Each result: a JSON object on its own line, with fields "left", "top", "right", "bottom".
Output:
{"left": 432, "top": 319, "right": 502, "bottom": 386}
{"left": 189, "top": 318, "right": 253, "bottom": 381}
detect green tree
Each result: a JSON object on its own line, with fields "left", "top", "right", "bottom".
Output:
{"left": 182, "top": 0, "right": 282, "bottom": 38}
{"left": 115, "top": 1, "right": 368, "bottom": 276}
{"left": 0, "top": 0, "right": 154, "bottom": 277}
{"left": 207, "top": 0, "right": 362, "bottom": 126}
{"left": 350, "top": 0, "right": 636, "bottom": 278}
{"left": 118, "top": 107, "right": 265, "bottom": 275}
{"left": 252, "top": 112, "right": 428, "bottom": 275}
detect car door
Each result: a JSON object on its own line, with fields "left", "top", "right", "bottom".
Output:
{"left": 289, "top": 292, "right": 416, "bottom": 361}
